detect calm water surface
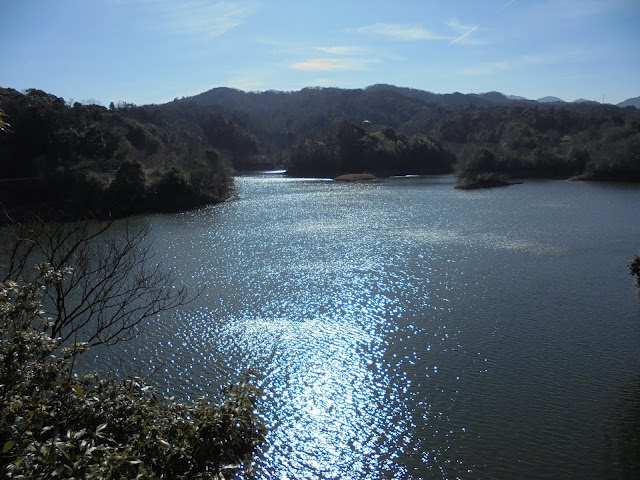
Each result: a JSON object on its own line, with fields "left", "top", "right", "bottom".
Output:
{"left": 89, "top": 173, "right": 640, "bottom": 479}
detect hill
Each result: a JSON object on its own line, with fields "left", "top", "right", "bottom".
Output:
{"left": 572, "top": 98, "right": 599, "bottom": 105}
{"left": 0, "top": 88, "right": 235, "bottom": 221}
{"left": 173, "top": 85, "right": 639, "bottom": 177}
{"left": 537, "top": 96, "right": 565, "bottom": 103}
{"left": 286, "top": 121, "right": 455, "bottom": 177}
{"left": 618, "top": 96, "right": 640, "bottom": 108}
{"left": 172, "top": 84, "right": 546, "bottom": 163}
{"left": 3, "top": 83, "right": 640, "bottom": 217}
{"left": 507, "top": 94, "right": 529, "bottom": 101}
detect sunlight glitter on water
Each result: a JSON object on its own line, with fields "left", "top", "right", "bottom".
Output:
{"left": 159, "top": 283, "right": 417, "bottom": 478}
{"left": 85, "top": 173, "right": 640, "bottom": 479}
{"left": 202, "top": 279, "right": 416, "bottom": 478}
{"left": 130, "top": 174, "right": 477, "bottom": 478}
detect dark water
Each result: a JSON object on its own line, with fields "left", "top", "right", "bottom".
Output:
{"left": 88, "top": 173, "right": 640, "bottom": 479}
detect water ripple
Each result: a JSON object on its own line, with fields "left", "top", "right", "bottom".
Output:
{"left": 80, "top": 174, "right": 640, "bottom": 479}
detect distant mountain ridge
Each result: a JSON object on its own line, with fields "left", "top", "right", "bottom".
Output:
{"left": 178, "top": 84, "right": 638, "bottom": 110}
{"left": 170, "top": 84, "right": 637, "bottom": 155}
{"left": 618, "top": 96, "right": 640, "bottom": 108}
{"left": 507, "top": 94, "right": 529, "bottom": 101}
{"left": 162, "top": 83, "right": 640, "bottom": 176}
{"left": 537, "top": 96, "right": 565, "bottom": 103}
{"left": 2, "top": 83, "right": 639, "bottom": 197}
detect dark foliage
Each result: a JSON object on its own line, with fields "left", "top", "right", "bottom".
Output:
{"left": 463, "top": 148, "right": 498, "bottom": 172}
{"left": 159, "top": 102, "right": 263, "bottom": 169}
{"left": 455, "top": 172, "right": 513, "bottom": 190}
{"left": 174, "top": 84, "right": 640, "bottom": 182}
{"left": 0, "top": 219, "right": 265, "bottom": 478}
{"left": 4, "top": 84, "right": 640, "bottom": 208}
{"left": 0, "top": 88, "right": 233, "bottom": 222}
{"left": 442, "top": 104, "right": 640, "bottom": 181}
{"left": 0, "top": 271, "right": 265, "bottom": 479}
{"left": 629, "top": 253, "right": 640, "bottom": 289}
{"left": 286, "top": 120, "right": 455, "bottom": 177}
{"left": 106, "top": 159, "right": 147, "bottom": 216}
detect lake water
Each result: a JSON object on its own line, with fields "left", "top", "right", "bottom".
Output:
{"left": 88, "top": 172, "right": 640, "bottom": 479}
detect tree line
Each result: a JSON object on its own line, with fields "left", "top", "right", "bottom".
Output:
{"left": 3, "top": 84, "right": 640, "bottom": 220}
{"left": 0, "top": 88, "right": 252, "bottom": 221}
{"left": 177, "top": 85, "right": 640, "bottom": 183}
{"left": 286, "top": 120, "right": 455, "bottom": 177}
{"left": 0, "top": 86, "right": 269, "bottom": 474}
{"left": 440, "top": 104, "right": 640, "bottom": 182}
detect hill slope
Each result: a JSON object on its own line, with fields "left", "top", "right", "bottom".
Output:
{"left": 618, "top": 96, "right": 640, "bottom": 108}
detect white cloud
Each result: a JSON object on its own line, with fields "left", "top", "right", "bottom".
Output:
{"left": 290, "top": 58, "right": 372, "bottom": 71}
{"left": 354, "top": 23, "right": 447, "bottom": 41}
{"left": 146, "top": 0, "right": 261, "bottom": 38}
{"left": 446, "top": 19, "right": 474, "bottom": 35}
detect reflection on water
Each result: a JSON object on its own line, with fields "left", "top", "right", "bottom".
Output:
{"left": 86, "top": 173, "right": 640, "bottom": 479}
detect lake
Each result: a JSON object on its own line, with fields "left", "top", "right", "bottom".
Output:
{"left": 87, "top": 172, "right": 640, "bottom": 479}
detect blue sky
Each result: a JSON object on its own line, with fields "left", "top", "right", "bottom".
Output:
{"left": 3, "top": 0, "right": 639, "bottom": 105}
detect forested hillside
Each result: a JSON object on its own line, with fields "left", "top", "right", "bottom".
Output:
{"left": 178, "top": 85, "right": 640, "bottom": 181}
{"left": 0, "top": 88, "right": 254, "bottom": 220}
{"left": 286, "top": 120, "right": 455, "bottom": 177}
{"left": 2, "top": 84, "right": 640, "bottom": 221}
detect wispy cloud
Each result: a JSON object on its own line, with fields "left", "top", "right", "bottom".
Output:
{"left": 448, "top": 22, "right": 480, "bottom": 46}
{"left": 446, "top": 19, "right": 473, "bottom": 34}
{"left": 497, "top": 0, "right": 516, "bottom": 13}
{"left": 519, "top": 46, "right": 597, "bottom": 65}
{"left": 460, "top": 60, "right": 511, "bottom": 75}
{"left": 459, "top": 46, "right": 594, "bottom": 76}
{"left": 314, "top": 46, "right": 364, "bottom": 55}
{"left": 290, "top": 58, "right": 372, "bottom": 71}
{"left": 353, "top": 23, "right": 447, "bottom": 41}
{"left": 146, "top": 0, "right": 261, "bottom": 38}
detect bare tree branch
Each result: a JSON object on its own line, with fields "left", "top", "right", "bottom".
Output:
{"left": 0, "top": 217, "right": 198, "bottom": 348}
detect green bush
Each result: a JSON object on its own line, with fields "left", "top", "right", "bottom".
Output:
{"left": 190, "top": 149, "right": 231, "bottom": 202}
{"left": 0, "top": 267, "right": 265, "bottom": 479}
{"left": 149, "top": 166, "right": 201, "bottom": 212}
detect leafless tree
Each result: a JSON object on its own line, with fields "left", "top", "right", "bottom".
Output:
{"left": 1, "top": 218, "right": 194, "bottom": 347}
